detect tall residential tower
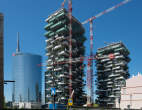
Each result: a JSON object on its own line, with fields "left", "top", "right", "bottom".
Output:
{"left": 95, "top": 42, "right": 130, "bottom": 107}
{"left": 44, "top": 8, "right": 86, "bottom": 107}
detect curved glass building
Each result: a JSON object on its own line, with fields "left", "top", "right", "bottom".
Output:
{"left": 12, "top": 52, "right": 42, "bottom": 103}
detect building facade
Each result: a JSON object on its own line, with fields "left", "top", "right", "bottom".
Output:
{"left": 115, "top": 72, "right": 142, "bottom": 109}
{"left": 12, "top": 53, "right": 42, "bottom": 105}
{"left": 0, "top": 13, "right": 4, "bottom": 109}
{"left": 95, "top": 42, "right": 130, "bottom": 107}
{"left": 44, "top": 8, "right": 86, "bottom": 107}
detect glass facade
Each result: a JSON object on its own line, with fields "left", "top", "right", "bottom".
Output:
{"left": 12, "top": 53, "right": 42, "bottom": 103}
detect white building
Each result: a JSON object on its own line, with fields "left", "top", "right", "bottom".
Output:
{"left": 115, "top": 72, "right": 142, "bottom": 109}
{"left": 12, "top": 102, "right": 41, "bottom": 109}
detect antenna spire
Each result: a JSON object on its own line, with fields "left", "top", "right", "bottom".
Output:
{"left": 16, "top": 32, "right": 20, "bottom": 53}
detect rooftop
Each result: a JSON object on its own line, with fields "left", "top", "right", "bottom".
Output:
{"left": 45, "top": 8, "right": 85, "bottom": 33}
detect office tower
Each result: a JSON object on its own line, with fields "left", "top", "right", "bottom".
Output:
{"left": 44, "top": 8, "right": 86, "bottom": 107}
{"left": 96, "top": 42, "right": 130, "bottom": 107}
{"left": 0, "top": 13, "right": 4, "bottom": 109}
{"left": 12, "top": 35, "right": 42, "bottom": 108}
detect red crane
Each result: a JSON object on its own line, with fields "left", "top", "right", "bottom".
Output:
{"left": 62, "top": 0, "right": 73, "bottom": 98}
{"left": 68, "top": 0, "right": 73, "bottom": 98}
{"left": 82, "top": 0, "right": 131, "bottom": 106}
{"left": 62, "top": 0, "right": 66, "bottom": 8}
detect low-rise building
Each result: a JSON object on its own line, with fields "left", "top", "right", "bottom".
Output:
{"left": 115, "top": 72, "right": 142, "bottom": 109}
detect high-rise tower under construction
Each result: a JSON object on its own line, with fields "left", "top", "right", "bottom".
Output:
{"left": 44, "top": 8, "right": 86, "bottom": 107}
{"left": 95, "top": 42, "right": 130, "bottom": 107}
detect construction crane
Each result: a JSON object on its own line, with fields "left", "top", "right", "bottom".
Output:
{"left": 82, "top": 0, "right": 131, "bottom": 106}
{"left": 68, "top": 0, "right": 73, "bottom": 98}
{"left": 62, "top": 0, "right": 66, "bottom": 8}
{"left": 62, "top": 0, "right": 73, "bottom": 98}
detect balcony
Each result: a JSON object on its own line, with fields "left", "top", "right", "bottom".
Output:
{"left": 115, "top": 55, "right": 125, "bottom": 59}
{"left": 50, "top": 40, "right": 55, "bottom": 44}
{"left": 109, "top": 74, "right": 115, "bottom": 78}
{"left": 113, "top": 74, "right": 120, "bottom": 77}
{"left": 46, "top": 66, "right": 53, "bottom": 70}
{"left": 107, "top": 102, "right": 115, "bottom": 105}
{"left": 45, "top": 74, "right": 51, "bottom": 77}
{"left": 46, "top": 80, "right": 52, "bottom": 84}
{"left": 55, "top": 57, "right": 59, "bottom": 60}
{"left": 108, "top": 94, "right": 115, "bottom": 98}
{"left": 112, "top": 66, "right": 120, "bottom": 70}
{"left": 113, "top": 88, "right": 120, "bottom": 91}
{"left": 62, "top": 41, "right": 68, "bottom": 46}
{"left": 46, "top": 95, "right": 51, "bottom": 98}
{"left": 54, "top": 67, "right": 62, "bottom": 71}
{"left": 56, "top": 90, "right": 62, "bottom": 93}
{"left": 56, "top": 26, "right": 68, "bottom": 34}
{"left": 64, "top": 64, "right": 69, "bottom": 67}
{"left": 58, "top": 74, "right": 68, "bottom": 78}
{"left": 115, "top": 76, "right": 124, "bottom": 80}
{"left": 45, "top": 38, "right": 53, "bottom": 43}
{"left": 75, "top": 79, "right": 82, "bottom": 82}
{"left": 58, "top": 51, "right": 68, "bottom": 56}
{"left": 55, "top": 79, "right": 59, "bottom": 82}
{"left": 58, "top": 82, "right": 65, "bottom": 85}
{"left": 47, "top": 59, "right": 52, "bottom": 63}
{"left": 101, "top": 58, "right": 110, "bottom": 63}
{"left": 104, "top": 78, "right": 111, "bottom": 81}
{"left": 46, "top": 45, "right": 53, "bottom": 49}
{"left": 98, "top": 80, "right": 104, "bottom": 82}
{"left": 55, "top": 36, "right": 64, "bottom": 41}
{"left": 47, "top": 102, "right": 52, "bottom": 104}
{"left": 105, "top": 64, "right": 113, "bottom": 68}
{"left": 115, "top": 61, "right": 127, "bottom": 66}
{"left": 60, "top": 97, "right": 66, "bottom": 100}
{"left": 115, "top": 69, "right": 126, "bottom": 73}
{"left": 48, "top": 62, "right": 53, "bottom": 66}
{"left": 44, "top": 22, "right": 53, "bottom": 30}
{"left": 46, "top": 88, "right": 50, "bottom": 91}
{"left": 50, "top": 20, "right": 66, "bottom": 30}
{"left": 44, "top": 31, "right": 52, "bottom": 37}
{"left": 107, "top": 85, "right": 113, "bottom": 88}
{"left": 54, "top": 45, "right": 62, "bottom": 50}
{"left": 72, "top": 48, "right": 78, "bottom": 53}
{"left": 97, "top": 55, "right": 108, "bottom": 60}
{"left": 58, "top": 58, "right": 66, "bottom": 62}
{"left": 64, "top": 86, "right": 69, "bottom": 89}
{"left": 106, "top": 61, "right": 113, "bottom": 64}
{"left": 72, "top": 38, "right": 76, "bottom": 43}
{"left": 104, "top": 68, "right": 111, "bottom": 72}
{"left": 114, "top": 52, "right": 120, "bottom": 55}
{"left": 45, "top": 53, "right": 50, "bottom": 56}
{"left": 107, "top": 81, "right": 113, "bottom": 84}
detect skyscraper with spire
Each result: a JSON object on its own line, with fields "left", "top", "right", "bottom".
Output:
{"left": 16, "top": 32, "right": 20, "bottom": 53}
{"left": 12, "top": 33, "right": 42, "bottom": 109}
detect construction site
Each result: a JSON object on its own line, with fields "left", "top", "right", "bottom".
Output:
{"left": 43, "top": 0, "right": 135, "bottom": 109}
{"left": 0, "top": 0, "right": 142, "bottom": 109}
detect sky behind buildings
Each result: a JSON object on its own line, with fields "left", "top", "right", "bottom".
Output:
{"left": 0, "top": 0, "right": 142, "bottom": 102}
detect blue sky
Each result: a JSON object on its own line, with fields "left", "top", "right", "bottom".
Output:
{"left": 0, "top": 0, "right": 142, "bottom": 102}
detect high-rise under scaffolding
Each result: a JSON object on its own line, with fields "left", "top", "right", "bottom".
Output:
{"left": 95, "top": 42, "right": 130, "bottom": 107}
{"left": 44, "top": 8, "right": 86, "bottom": 106}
